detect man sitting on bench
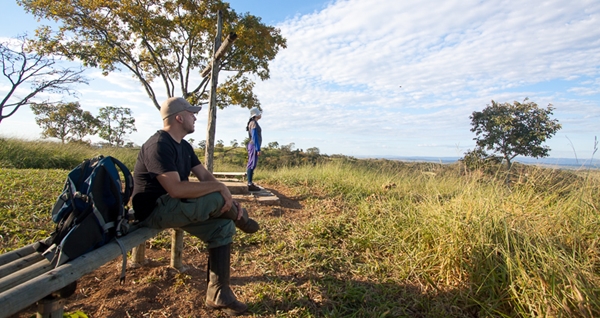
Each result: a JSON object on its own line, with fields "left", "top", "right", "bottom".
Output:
{"left": 131, "top": 97, "right": 259, "bottom": 316}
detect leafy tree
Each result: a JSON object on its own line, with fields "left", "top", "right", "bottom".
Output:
{"left": 0, "top": 36, "right": 86, "bottom": 124}
{"left": 97, "top": 106, "right": 137, "bottom": 147}
{"left": 31, "top": 101, "right": 98, "bottom": 143}
{"left": 198, "top": 140, "right": 206, "bottom": 150}
{"left": 188, "top": 138, "right": 195, "bottom": 148}
{"left": 230, "top": 139, "right": 239, "bottom": 148}
{"left": 216, "top": 139, "right": 224, "bottom": 148}
{"left": 306, "top": 147, "right": 320, "bottom": 155}
{"left": 470, "top": 98, "right": 562, "bottom": 170}
{"left": 267, "top": 141, "right": 279, "bottom": 149}
{"left": 281, "top": 143, "right": 295, "bottom": 152}
{"left": 20, "top": 0, "right": 286, "bottom": 110}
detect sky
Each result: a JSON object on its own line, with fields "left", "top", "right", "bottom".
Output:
{"left": 1, "top": 0, "right": 599, "bottom": 160}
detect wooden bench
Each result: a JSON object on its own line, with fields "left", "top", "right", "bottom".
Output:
{"left": 0, "top": 226, "right": 187, "bottom": 318}
{"left": 212, "top": 171, "right": 247, "bottom": 181}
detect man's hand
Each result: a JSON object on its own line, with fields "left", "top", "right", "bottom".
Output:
{"left": 232, "top": 200, "right": 243, "bottom": 220}
{"left": 220, "top": 183, "right": 234, "bottom": 213}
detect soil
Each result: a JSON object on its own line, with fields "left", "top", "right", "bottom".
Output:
{"left": 12, "top": 184, "right": 306, "bottom": 318}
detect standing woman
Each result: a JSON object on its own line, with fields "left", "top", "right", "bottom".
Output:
{"left": 246, "top": 107, "right": 262, "bottom": 191}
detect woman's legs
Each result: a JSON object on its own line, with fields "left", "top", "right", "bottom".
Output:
{"left": 246, "top": 142, "right": 259, "bottom": 190}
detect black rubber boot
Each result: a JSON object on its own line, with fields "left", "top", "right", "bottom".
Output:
{"left": 205, "top": 244, "right": 248, "bottom": 315}
{"left": 218, "top": 201, "right": 259, "bottom": 234}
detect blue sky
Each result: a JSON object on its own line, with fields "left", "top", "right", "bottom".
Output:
{"left": 1, "top": 0, "right": 599, "bottom": 160}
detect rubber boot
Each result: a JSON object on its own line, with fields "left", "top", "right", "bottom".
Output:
{"left": 218, "top": 201, "right": 259, "bottom": 234}
{"left": 205, "top": 244, "right": 248, "bottom": 315}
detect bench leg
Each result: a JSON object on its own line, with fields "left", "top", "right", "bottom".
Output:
{"left": 171, "top": 229, "right": 185, "bottom": 271}
{"left": 131, "top": 242, "right": 147, "bottom": 267}
{"left": 36, "top": 297, "right": 64, "bottom": 318}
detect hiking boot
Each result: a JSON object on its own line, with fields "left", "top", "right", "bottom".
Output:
{"left": 248, "top": 183, "right": 261, "bottom": 192}
{"left": 218, "top": 201, "right": 260, "bottom": 234}
{"left": 206, "top": 244, "right": 248, "bottom": 316}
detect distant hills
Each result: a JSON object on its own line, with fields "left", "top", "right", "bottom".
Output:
{"left": 364, "top": 156, "right": 600, "bottom": 169}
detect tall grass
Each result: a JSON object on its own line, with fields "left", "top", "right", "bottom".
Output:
{"left": 250, "top": 161, "right": 600, "bottom": 317}
{"left": 0, "top": 137, "right": 245, "bottom": 172}
{"left": 0, "top": 138, "right": 140, "bottom": 170}
{"left": 2, "top": 138, "right": 599, "bottom": 316}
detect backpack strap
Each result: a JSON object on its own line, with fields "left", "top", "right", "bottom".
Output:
{"left": 107, "top": 156, "right": 134, "bottom": 206}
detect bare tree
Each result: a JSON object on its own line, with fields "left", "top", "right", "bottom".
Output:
{"left": 0, "top": 36, "right": 86, "bottom": 124}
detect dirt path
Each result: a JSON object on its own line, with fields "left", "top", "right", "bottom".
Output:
{"left": 13, "top": 184, "right": 304, "bottom": 318}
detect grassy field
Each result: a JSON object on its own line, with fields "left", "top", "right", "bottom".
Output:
{"left": 1, "top": 138, "right": 599, "bottom": 317}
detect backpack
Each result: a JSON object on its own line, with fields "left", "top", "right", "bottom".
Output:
{"left": 35, "top": 155, "right": 134, "bottom": 282}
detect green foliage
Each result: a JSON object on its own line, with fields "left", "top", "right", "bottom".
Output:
{"left": 31, "top": 101, "right": 99, "bottom": 143}
{"left": 20, "top": 0, "right": 287, "bottom": 110}
{"left": 266, "top": 141, "right": 278, "bottom": 149}
{"left": 470, "top": 98, "right": 562, "bottom": 169}
{"left": 1, "top": 139, "right": 600, "bottom": 316}
{"left": 97, "top": 106, "right": 137, "bottom": 147}
{"left": 0, "top": 168, "right": 65, "bottom": 253}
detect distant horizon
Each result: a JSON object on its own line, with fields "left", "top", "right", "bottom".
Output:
{"left": 359, "top": 155, "right": 600, "bottom": 168}
{"left": 3, "top": 134, "right": 599, "bottom": 170}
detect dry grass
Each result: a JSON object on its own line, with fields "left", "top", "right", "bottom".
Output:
{"left": 1, "top": 142, "right": 599, "bottom": 316}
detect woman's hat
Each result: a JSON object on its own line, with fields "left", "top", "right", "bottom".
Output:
{"left": 250, "top": 107, "right": 262, "bottom": 118}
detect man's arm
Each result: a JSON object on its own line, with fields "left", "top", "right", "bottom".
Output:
{"left": 190, "top": 164, "right": 233, "bottom": 212}
{"left": 156, "top": 167, "right": 233, "bottom": 212}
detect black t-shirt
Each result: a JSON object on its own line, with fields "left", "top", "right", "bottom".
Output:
{"left": 132, "top": 130, "right": 201, "bottom": 221}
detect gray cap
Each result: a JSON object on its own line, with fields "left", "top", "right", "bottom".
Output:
{"left": 160, "top": 97, "right": 202, "bottom": 120}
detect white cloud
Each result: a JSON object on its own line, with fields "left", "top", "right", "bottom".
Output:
{"left": 247, "top": 0, "right": 600, "bottom": 157}
{"left": 2, "top": 0, "right": 599, "bottom": 158}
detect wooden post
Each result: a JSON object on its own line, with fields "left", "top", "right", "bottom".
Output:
{"left": 130, "top": 243, "right": 147, "bottom": 267}
{"left": 204, "top": 10, "right": 223, "bottom": 173}
{"left": 36, "top": 297, "right": 64, "bottom": 318}
{"left": 200, "top": 32, "right": 238, "bottom": 78}
{"left": 170, "top": 229, "right": 184, "bottom": 270}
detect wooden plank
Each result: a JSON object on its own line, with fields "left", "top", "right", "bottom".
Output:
{"left": 0, "top": 259, "right": 52, "bottom": 293}
{"left": 213, "top": 172, "right": 246, "bottom": 176}
{"left": 0, "top": 244, "right": 36, "bottom": 267}
{"left": 0, "top": 226, "right": 161, "bottom": 318}
{"left": 0, "top": 252, "right": 44, "bottom": 279}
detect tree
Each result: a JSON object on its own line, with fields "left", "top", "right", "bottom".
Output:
{"left": 97, "top": 106, "right": 137, "bottom": 147}
{"left": 20, "top": 0, "right": 286, "bottom": 111}
{"left": 267, "top": 141, "right": 279, "bottom": 149}
{"left": 230, "top": 139, "right": 239, "bottom": 148}
{"left": 31, "top": 101, "right": 99, "bottom": 143}
{"left": 216, "top": 139, "right": 224, "bottom": 148}
{"left": 0, "top": 36, "right": 86, "bottom": 124}
{"left": 306, "top": 147, "right": 320, "bottom": 155}
{"left": 281, "top": 143, "right": 295, "bottom": 152}
{"left": 198, "top": 140, "right": 206, "bottom": 150}
{"left": 470, "top": 98, "right": 562, "bottom": 170}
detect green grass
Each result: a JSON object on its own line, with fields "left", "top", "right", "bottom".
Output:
{"left": 1, "top": 138, "right": 599, "bottom": 317}
{"left": 244, "top": 161, "right": 600, "bottom": 317}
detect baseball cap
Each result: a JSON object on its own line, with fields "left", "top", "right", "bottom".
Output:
{"left": 160, "top": 97, "right": 202, "bottom": 120}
